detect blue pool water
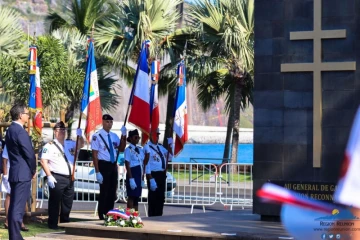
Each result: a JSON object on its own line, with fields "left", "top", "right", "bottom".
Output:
{"left": 172, "top": 144, "right": 253, "bottom": 164}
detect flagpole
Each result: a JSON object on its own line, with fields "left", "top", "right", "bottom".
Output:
{"left": 29, "top": 31, "right": 37, "bottom": 212}
{"left": 28, "top": 32, "right": 37, "bottom": 135}
{"left": 71, "top": 25, "right": 94, "bottom": 181}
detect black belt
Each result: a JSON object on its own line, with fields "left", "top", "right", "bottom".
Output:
{"left": 51, "top": 172, "right": 70, "bottom": 178}
{"left": 99, "top": 160, "right": 116, "bottom": 164}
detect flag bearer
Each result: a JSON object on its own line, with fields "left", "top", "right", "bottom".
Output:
{"left": 124, "top": 129, "right": 149, "bottom": 211}
{"left": 145, "top": 128, "right": 173, "bottom": 216}
{"left": 40, "top": 121, "right": 84, "bottom": 229}
{"left": 91, "top": 114, "right": 127, "bottom": 220}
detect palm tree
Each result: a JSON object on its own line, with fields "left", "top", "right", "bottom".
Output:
{"left": 47, "top": 0, "right": 122, "bottom": 123}
{"left": 187, "top": 0, "right": 254, "bottom": 165}
{"left": 0, "top": 6, "right": 28, "bottom": 109}
{"left": 94, "top": 0, "right": 188, "bottom": 64}
{"left": 51, "top": 28, "right": 120, "bottom": 121}
{"left": 47, "top": 0, "right": 114, "bottom": 35}
{"left": 0, "top": 6, "right": 27, "bottom": 58}
{"left": 94, "top": 0, "right": 194, "bottom": 145}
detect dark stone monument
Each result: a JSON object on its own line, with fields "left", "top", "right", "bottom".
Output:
{"left": 253, "top": 0, "right": 360, "bottom": 219}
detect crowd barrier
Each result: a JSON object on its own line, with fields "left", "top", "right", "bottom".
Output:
{"left": 3, "top": 160, "right": 253, "bottom": 216}
{"left": 116, "top": 161, "right": 253, "bottom": 215}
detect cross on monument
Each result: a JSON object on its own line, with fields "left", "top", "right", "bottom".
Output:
{"left": 281, "top": 0, "right": 356, "bottom": 168}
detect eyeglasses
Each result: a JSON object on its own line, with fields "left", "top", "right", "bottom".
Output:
{"left": 22, "top": 112, "right": 30, "bottom": 116}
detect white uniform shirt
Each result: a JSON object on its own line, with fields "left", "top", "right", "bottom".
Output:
{"left": 91, "top": 129, "right": 120, "bottom": 162}
{"left": 124, "top": 144, "right": 147, "bottom": 168}
{"left": 41, "top": 139, "right": 76, "bottom": 176}
{"left": 2, "top": 145, "right": 9, "bottom": 167}
{"left": 145, "top": 142, "right": 172, "bottom": 174}
{"left": 1, "top": 146, "right": 10, "bottom": 193}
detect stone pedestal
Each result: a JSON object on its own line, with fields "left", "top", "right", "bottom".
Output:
{"left": 253, "top": 0, "right": 360, "bottom": 217}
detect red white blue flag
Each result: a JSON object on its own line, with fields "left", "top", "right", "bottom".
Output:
{"left": 81, "top": 40, "right": 102, "bottom": 141}
{"left": 172, "top": 60, "right": 188, "bottom": 156}
{"left": 142, "top": 60, "right": 160, "bottom": 145}
{"left": 28, "top": 46, "right": 42, "bottom": 135}
{"left": 128, "top": 40, "right": 151, "bottom": 136}
{"left": 106, "top": 209, "right": 130, "bottom": 220}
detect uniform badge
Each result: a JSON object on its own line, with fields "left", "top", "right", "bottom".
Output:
{"left": 69, "top": 148, "right": 75, "bottom": 156}
{"left": 42, "top": 148, "right": 47, "bottom": 153}
{"left": 92, "top": 135, "right": 97, "bottom": 141}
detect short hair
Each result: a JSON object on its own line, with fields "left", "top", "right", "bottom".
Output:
{"left": 10, "top": 103, "right": 27, "bottom": 121}
{"left": 53, "top": 121, "right": 66, "bottom": 130}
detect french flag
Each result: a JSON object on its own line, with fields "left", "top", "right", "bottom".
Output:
{"left": 128, "top": 41, "right": 150, "bottom": 135}
{"left": 257, "top": 183, "right": 346, "bottom": 239}
{"left": 257, "top": 183, "right": 334, "bottom": 214}
{"left": 334, "top": 107, "right": 360, "bottom": 208}
{"left": 142, "top": 60, "right": 160, "bottom": 145}
{"left": 81, "top": 40, "right": 102, "bottom": 141}
{"left": 28, "top": 46, "right": 42, "bottom": 135}
{"left": 172, "top": 61, "right": 188, "bottom": 156}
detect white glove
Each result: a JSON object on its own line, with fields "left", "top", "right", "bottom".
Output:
{"left": 47, "top": 175, "right": 57, "bottom": 189}
{"left": 143, "top": 144, "right": 150, "bottom": 153}
{"left": 149, "top": 178, "right": 157, "bottom": 191}
{"left": 141, "top": 180, "right": 146, "bottom": 188}
{"left": 167, "top": 138, "right": 173, "bottom": 145}
{"left": 121, "top": 126, "right": 127, "bottom": 136}
{"left": 129, "top": 178, "right": 137, "bottom": 190}
{"left": 76, "top": 128, "right": 82, "bottom": 137}
{"left": 2, "top": 175, "right": 8, "bottom": 183}
{"left": 96, "top": 172, "right": 103, "bottom": 184}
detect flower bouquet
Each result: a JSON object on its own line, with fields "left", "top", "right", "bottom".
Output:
{"left": 104, "top": 207, "right": 144, "bottom": 228}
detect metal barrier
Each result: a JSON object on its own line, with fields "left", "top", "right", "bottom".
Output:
{"left": 165, "top": 162, "right": 219, "bottom": 213}
{"left": 218, "top": 163, "right": 253, "bottom": 210}
{"left": 33, "top": 160, "right": 253, "bottom": 216}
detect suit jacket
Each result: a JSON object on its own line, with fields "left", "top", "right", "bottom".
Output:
{"left": 5, "top": 122, "right": 36, "bottom": 182}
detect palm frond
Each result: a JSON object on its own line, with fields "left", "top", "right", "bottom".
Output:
{"left": 95, "top": 0, "right": 184, "bottom": 64}
{"left": 0, "top": 6, "right": 27, "bottom": 58}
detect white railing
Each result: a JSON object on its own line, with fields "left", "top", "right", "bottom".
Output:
{"left": 165, "top": 162, "right": 219, "bottom": 213}
{"left": 32, "top": 160, "right": 253, "bottom": 216}
{"left": 218, "top": 163, "right": 253, "bottom": 210}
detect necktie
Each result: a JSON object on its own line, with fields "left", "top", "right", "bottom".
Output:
{"left": 108, "top": 134, "right": 115, "bottom": 163}
{"left": 134, "top": 147, "right": 140, "bottom": 154}
{"left": 157, "top": 145, "right": 166, "bottom": 169}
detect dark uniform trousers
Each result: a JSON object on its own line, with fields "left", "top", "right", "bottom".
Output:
{"left": 9, "top": 181, "right": 31, "bottom": 240}
{"left": 48, "top": 173, "right": 74, "bottom": 228}
{"left": 98, "top": 160, "right": 118, "bottom": 220}
{"left": 147, "top": 171, "right": 166, "bottom": 217}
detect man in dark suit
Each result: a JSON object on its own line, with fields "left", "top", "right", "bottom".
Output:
{"left": 5, "top": 104, "right": 36, "bottom": 240}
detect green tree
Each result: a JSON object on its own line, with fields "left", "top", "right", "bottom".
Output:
{"left": 94, "top": 0, "right": 188, "bottom": 64}
{"left": 51, "top": 28, "right": 119, "bottom": 121}
{"left": 94, "top": 0, "right": 193, "bottom": 145}
{"left": 188, "top": 0, "right": 254, "bottom": 165}
{"left": 47, "top": 1, "right": 121, "bottom": 122}
{"left": 1, "top": 32, "right": 119, "bottom": 121}
{"left": 0, "top": 6, "right": 27, "bottom": 58}
{"left": 47, "top": 0, "right": 114, "bottom": 35}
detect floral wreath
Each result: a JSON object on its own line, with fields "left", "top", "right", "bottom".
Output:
{"left": 104, "top": 207, "right": 144, "bottom": 228}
